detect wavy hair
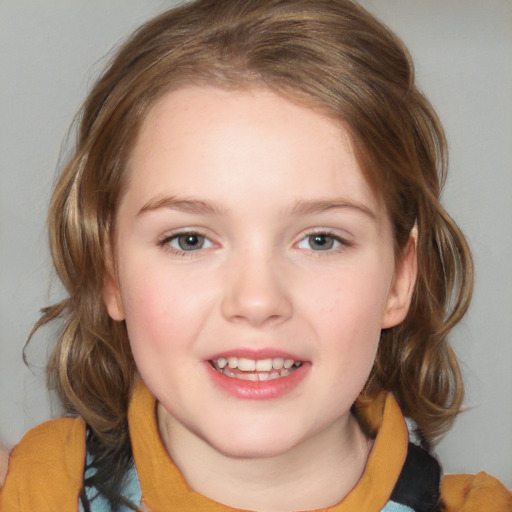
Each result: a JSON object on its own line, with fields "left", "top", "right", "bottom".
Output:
{"left": 30, "top": 0, "right": 472, "bottom": 506}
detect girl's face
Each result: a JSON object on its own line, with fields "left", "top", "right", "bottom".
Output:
{"left": 104, "top": 86, "right": 416, "bottom": 458}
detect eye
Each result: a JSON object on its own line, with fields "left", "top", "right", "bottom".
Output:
{"left": 296, "top": 232, "right": 345, "bottom": 251}
{"left": 162, "top": 232, "right": 214, "bottom": 252}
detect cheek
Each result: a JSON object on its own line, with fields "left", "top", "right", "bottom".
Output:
{"left": 304, "top": 262, "right": 391, "bottom": 372}
{"left": 311, "top": 265, "right": 390, "bottom": 333}
{"left": 119, "top": 267, "right": 213, "bottom": 360}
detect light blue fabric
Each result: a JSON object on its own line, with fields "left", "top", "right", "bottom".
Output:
{"left": 380, "top": 501, "right": 416, "bottom": 512}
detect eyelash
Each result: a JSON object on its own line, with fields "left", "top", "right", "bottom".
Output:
{"left": 157, "top": 230, "right": 214, "bottom": 257}
{"left": 296, "top": 230, "right": 352, "bottom": 255}
{"left": 158, "top": 229, "right": 352, "bottom": 258}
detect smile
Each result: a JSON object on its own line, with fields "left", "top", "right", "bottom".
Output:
{"left": 210, "top": 357, "right": 303, "bottom": 381}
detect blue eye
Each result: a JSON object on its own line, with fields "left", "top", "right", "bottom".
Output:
{"left": 297, "top": 233, "right": 343, "bottom": 251}
{"left": 165, "top": 233, "right": 213, "bottom": 252}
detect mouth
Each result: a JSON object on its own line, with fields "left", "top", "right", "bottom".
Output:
{"left": 209, "top": 356, "right": 303, "bottom": 381}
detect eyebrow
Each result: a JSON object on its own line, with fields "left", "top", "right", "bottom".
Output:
{"left": 137, "top": 195, "right": 377, "bottom": 221}
{"left": 137, "top": 196, "right": 228, "bottom": 216}
{"left": 288, "top": 199, "right": 377, "bottom": 221}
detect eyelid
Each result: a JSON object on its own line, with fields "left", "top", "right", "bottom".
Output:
{"left": 157, "top": 228, "right": 218, "bottom": 256}
{"left": 294, "top": 229, "right": 353, "bottom": 251}
{"left": 156, "top": 227, "right": 353, "bottom": 256}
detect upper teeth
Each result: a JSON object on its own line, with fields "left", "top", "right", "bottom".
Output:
{"left": 216, "top": 357, "right": 298, "bottom": 371}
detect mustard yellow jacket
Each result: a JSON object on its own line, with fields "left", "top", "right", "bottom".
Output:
{"left": 1, "top": 381, "right": 511, "bottom": 511}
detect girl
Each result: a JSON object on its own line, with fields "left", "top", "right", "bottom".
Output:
{"left": 1, "top": 0, "right": 511, "bottom": 510}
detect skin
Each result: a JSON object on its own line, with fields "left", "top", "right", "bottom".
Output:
{"left": 104, "top": 86, "right": 417, "bottom": 511}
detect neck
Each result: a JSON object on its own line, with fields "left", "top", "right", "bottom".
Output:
{"left": 157, "top": 405, "right": 373, "bottom": 512}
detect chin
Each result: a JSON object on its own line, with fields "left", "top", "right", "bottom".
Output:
{"left": 212, "top": 435, "right": 299, "bottom": 460}
{"left": 198, "top": 421, "right": 303, "bottom": 460}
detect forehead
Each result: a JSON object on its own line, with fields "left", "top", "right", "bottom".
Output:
{"left": 124, "top": 86, "right": 385, "bottom": 222}
{"left": 132, "top": 85, "right": 350, "bottom": 165}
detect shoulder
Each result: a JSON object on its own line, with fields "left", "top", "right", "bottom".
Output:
{"left": 9, "top": 416, "right": 85, "bottom": 457}
{"left": 441, "top": 472, "right": 512, "bottom": 512}
{"left": 6, "top": 416, "right": 86, "bottom": 476}
{"left": 0, "top": 417, "right": 86, "bottom": 511}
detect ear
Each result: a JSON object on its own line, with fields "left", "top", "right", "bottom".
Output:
{"left": 381, "top": 228, "right": 418, "bottom": 329}
{"left": 103, "top": 239, "right": 125, "bottom": 321}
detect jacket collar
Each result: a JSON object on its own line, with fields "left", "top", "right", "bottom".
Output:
{"left": 128, "top": 379, "right": 408, "bottom": 511}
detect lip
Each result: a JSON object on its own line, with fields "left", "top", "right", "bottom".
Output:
{"left": 205, "top": 359, "right": 310, "bottom": 400}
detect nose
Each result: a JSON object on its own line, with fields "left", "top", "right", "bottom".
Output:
{"left": 220, "top": 252, "right": 293, "bottom": 327}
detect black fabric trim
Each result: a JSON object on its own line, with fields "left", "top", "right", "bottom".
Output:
{"left": 390, "top": 443, "right": 442, "bottom": 512}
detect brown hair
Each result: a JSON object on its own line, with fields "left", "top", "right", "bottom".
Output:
{"left": 32, "top": 0, "right": 472, "bottom": 488}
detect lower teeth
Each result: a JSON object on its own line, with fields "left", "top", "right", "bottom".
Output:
{"left": 213, "top": 363, "right": 301, "bottom": 381}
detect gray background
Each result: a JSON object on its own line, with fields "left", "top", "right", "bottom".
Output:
{"left": 1, "top": 0, "right": 511, "bottom": 487}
